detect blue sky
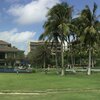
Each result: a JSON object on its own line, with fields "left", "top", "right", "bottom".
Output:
{"left": 0, "top": 0, "right": 100, "bottom": 54}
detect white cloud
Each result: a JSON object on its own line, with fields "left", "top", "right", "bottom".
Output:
{"left": 0, "top": 28, "right": 35, "bottom": 53}
{"left": 8, "top": 0, "right": 60, "bottom": 25}
{"left": 0, "top": 28, "right": 35, "bottom": 43}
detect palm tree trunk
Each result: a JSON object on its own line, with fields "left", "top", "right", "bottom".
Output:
{"left": 43, "top": 57, "right": 46, "bottom": 69}
{"left": 43, "top": 54, "right": 47, "bottom": 74}
{"left": 70, "top": 44, "right": 76, "bottom": 73}
{"left": 71, "top": 53, "right": 76, "bottom": 73}
{"left": 91, "top": 51, "right": 94, "bottom": 68}
{"left": 55, "top": 46, "right": 59, "bottom": 74}
{"left": 61, "top": 42, "right": 65, "bottom": 76}
{"left": 92, "top": 58, "right": 94, "bottom": 68}
{"left": 87, "top": 48, "right": 92, "bottom": 75}
{"left": 80, "top": 56, "right": 82, "bottom": 66}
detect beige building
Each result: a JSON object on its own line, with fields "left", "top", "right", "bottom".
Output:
{"left": 28, "top": 41, "right": 62, "bottom": 55}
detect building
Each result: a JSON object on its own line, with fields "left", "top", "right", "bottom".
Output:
{"left": 28, "top": 41, "right": 62, "bottom": 55}
{"left": 28, "top": 41, "right": 68, "bottom": 54}
{"left": 0, "top": 40, "right": 24, "bottom": 66}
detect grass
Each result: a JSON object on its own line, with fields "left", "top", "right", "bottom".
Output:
{"left": 0, "top": 72, "right": 100, "bottom": 99}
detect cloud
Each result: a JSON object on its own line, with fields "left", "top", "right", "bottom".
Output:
{"left": 0, "top": 28, "right": 35, "bottom": 43}
{"left": 0, "top": 28, "right": 35, "bottom": 53}
{"left": 8, "top": 0, "right": 60, "bottom": 25}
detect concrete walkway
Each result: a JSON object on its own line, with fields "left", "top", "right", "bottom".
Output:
{"left": 66, "top": 68, "right": 100, "bottom": 72}
{"left": 0, "top": 92, "right": 40, "bottom": 95}
{"left": 0, "top": 88, "right": 100, "bottom": 95}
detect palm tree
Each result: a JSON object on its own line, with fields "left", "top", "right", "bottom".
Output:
{"left": 78, "top": 3, "right": 100, "bottom": 75}
{"left": 40, "top": 2, "right": 73, "bottom": 76}
{"left": 39, "top": 17, "right": 60, "bottom": 74}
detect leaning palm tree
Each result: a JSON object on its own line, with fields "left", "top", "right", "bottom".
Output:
{"left": 39, "top": 17, "right": 60, "bottom": 74}
{"left": 78, "top": 3, "right": 100, "bottom": 75}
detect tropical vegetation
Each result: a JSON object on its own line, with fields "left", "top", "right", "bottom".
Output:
{"left": 28, "top": 2, "right": 100, "bottom": 76}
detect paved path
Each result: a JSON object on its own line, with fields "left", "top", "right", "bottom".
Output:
{"left": 0, "top": 92, "right": 40, "bottom": 95}
{"left": 0, "top": 88, "right": 100, "bottom": 95}
{"left": 66, "top": 68, "right": 100, "bottom": 72}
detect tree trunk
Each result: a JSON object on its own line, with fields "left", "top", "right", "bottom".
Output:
{"left": 43, "top": 55, "right": 47, "bottom": 74}
{"left": 87, "top": 48, "right": 92, "bottom": 75}
{"left": 55, "top": 46, "right": 59, "bottom": 74}
{"left": 80, "top": 56, "right": 82, "bottom": 67}
{"left": 61, "top": 43, "right": 65, "bottom": 76}
{"left": 71, "top": 53, "right": 76, "bottom": 73}
{"left": 91, "top": 50, "right": 94, "bottom": 68}
{"left": 70, "top": 44, "right": 76, "bottom": 73}
{"left": 43, "top": 57, "right": 46, "bottom": 69}
{"left": 92, "top": 57, "right": 94, "bottom": 68}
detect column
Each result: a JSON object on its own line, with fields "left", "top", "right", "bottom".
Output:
{"left": 5, "top": 53, "right": 7, "bottom": 59}
{"left": 14, "top": 53, "right": 16, "bottom": 59}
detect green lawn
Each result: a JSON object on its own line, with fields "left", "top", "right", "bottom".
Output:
{"left": 0, "top": 72, "right": 100, "bottom": 100}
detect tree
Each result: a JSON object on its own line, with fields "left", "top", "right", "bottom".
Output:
{"left": 39, "top": 18, "right": 60, "bottom": 74}
{"left": 40, "top": 2, "right": 73, "bottom": 76}
{"left": 78, "top": 3, "right": 100, "bottom": 75}
{"left": 27, "top": 44, "right": 51, "bottom": 73}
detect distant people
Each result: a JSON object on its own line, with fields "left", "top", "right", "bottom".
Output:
{"left": 28, "top": 64, "right": 31, "bottom": 68}
{"left": 67, "top": 64, "right": 71, "bottom": 69}
{"left": 47, "top": 64, "right": 50, "bottom": 71}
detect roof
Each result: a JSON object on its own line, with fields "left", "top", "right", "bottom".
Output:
{"left": 0, "top": 40, "right": 24, "bottom": 53}
{"left": 0, "top": 40, "right": 10, "bottom": 45}
{"left": 0, "top": 46, "right": 21, "bottom": 52}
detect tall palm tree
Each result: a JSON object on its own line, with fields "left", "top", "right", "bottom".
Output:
{"left": 78, "top": 3, "right": 100, "bottom": 75}
{"left": 40, "top": 2, "right": 73, "bottom": 76}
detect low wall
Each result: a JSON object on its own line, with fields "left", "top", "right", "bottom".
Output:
{"left": 0, "top": 68, "right": 33, "bottom": 73}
